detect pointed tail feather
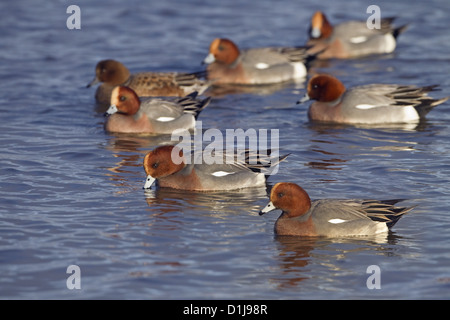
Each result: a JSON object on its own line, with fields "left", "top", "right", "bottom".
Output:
{"left": 363, "top": 199, "right": 415, "bottom": 229}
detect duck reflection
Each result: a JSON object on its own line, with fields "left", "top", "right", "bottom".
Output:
{"left": 303, "top": 119, "right": 435, "bottom": 174}
{"left": 105, "top": 132, "right": 178, "bottom": 153}
{"left": 271, "top": 236, "right": 317, "bottom": 288}
{"left": 307, "top": 117, "right": 434, "bottom": 133}
{"left": 205, "top": 80, "right": 305, "bottom": 98}
{"left": 272, "top": 233, "right": 402, "bottom": 289}
{"left": 104, "top": 133, "right": 179, "bottom": 190}
{"left": 142, "top": 186, "right": 269, "bottom": 237}
{"left": 306, "top": 143, "right": 348, "bottom": 171}
{"left": 304, "top": 136, "right": 348, "bottom": 172}
{"left": 144, "top": 186, "right": 269, "bottom": 215}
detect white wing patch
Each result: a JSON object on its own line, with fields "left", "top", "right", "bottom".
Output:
{"left": 328, "top": 219, "right": 347, "bottom": 224}
{"left": 355, "top": 104, "right": 378, "bottom": 110}
{"left": 255, "top": 62, "right": 269, "bottom": 69}
{"left": 212, "top": 171, "right": 235, "bottom": 177}
{"left": 156, "top": 116, "right": 175, "bottom": 122}
{"left": 350, "top": 36, "right": 368, "bottom": 44}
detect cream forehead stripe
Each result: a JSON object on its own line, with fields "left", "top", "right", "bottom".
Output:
{"left": 210, "top": 38, "right": 221, "bottom": 52}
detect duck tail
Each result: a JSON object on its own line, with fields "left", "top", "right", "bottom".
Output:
{"left": 392, "top": 84, "right": 448, "bottom": 119}
{"left": 380, "top": 17, "right": 408, "bottom": 39}
{"left": 392, "top": 24, "right": 409, "bottom": 39}
{"left": 414, "top": 92, "right": 449, "bottom": 119}
{"left": 363, "top": 199, "right": 415, "bottom": 229}
{"left": 243, "top": 149, "right": 290, "bottom": 174}
{"left": 178, "top": 92, "right": 212, "bottom": 119}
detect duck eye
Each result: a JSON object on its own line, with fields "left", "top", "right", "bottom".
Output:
{"left": 120, "top": 96, "right": 126, "bottom": 101}
{"left": 278, "top": 192, "right": 284, "bottom": 198}
{"left": 313, "top": 84, "right": 318, "bottom": 89}
{"left": 152, "top": 162, "right": 159, "bottom": 169}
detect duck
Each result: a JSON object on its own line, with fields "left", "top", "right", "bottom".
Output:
{"left": 259, "top": 182, "right": 414, "bottom": 237}
{"left": 202, "top": 38, "right": 316, "bottom": 85}
{"left": 143, "top": 145, "right": 289, "bottom": 191}
{"left": 104, "top": 86, "right": 210, "bottom": 134}
{"left": 87, "top": 59, "right": 209, "bottom": 104}
{"left": 298, "top": 74, "right": 448, "bottom": 124}
{"left": 306, "top": 11, "right": 408, "bottom": 59}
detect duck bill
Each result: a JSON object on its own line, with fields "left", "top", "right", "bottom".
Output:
{"left": 105, "top": 104, "right": 118, "bottom": 116}
{"left": 311, "top": 27, "right": 321, "bottom": 39}
{"left": 143, "top": 175, "right": 156, "bottom": 189}
{"left": 259, "top": 201, "right": 276, "bottom": 216}
{"left": 86, "top": 77, "right": 100, "bottom": 88}
{"left": 202, "top": 53, "right": 215, "bottom": 65}
{"left": 297, "top": 93, "right": 310, "bottom": 104}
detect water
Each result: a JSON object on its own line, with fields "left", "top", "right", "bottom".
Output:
{"left": 1, "top": 0, "right": 450, "bottom": 300}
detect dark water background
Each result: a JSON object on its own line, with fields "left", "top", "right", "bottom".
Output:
{"left": 1, "top": 0, "right": 450, "bottom": 299}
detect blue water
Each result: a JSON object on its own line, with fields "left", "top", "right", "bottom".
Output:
{"left": 1, "top": 0, "right": 450, "bottom": 300}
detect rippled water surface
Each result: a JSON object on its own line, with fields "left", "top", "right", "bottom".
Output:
{"left": 1, "top": 0, "right": 450, "bottom": 299}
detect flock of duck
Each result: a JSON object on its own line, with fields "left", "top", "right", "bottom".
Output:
{"left": 87, "top": 11, "right": 448, "bottom": 237}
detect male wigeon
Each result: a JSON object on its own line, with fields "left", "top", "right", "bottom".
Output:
{"left": 202, "top": 38, "right": 316, "bottom": 85}
{"left": 87, "top": 59, "right": 209, "bottom": 104}
{"left": 306, "top": 11, "right": 408, "bottom": 59}
{"left": 143, "top": 145, "right": 289, "bottom": 191}
{"left": 259, "top": 182, "right": 414, "bottom": 237}
{"left": 298, "top": 74, "right": 449, "bottom": 124}
{"left": 105, "top": 86, "right": 210, "bottom": 134}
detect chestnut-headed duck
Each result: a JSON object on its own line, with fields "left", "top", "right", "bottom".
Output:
{"left": 87, "top": 59, "right": 209, "bottom": 104}
{"left": 143, "top": 145, "right": 289, "bottom": 191}
{"left": 202, "top": 38, "right": 316, "bottom": 85}
{"left": 105, "top": 86, "right": 210, "bottom": 134}
{"left": 298, "top": 74, "right": 448, "bottom": 124}
{"left": 306, "top": 11, "right": 408, "bottom": 59}
{"left": 259, "top": 182, "right": 414, "bottom": 237}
